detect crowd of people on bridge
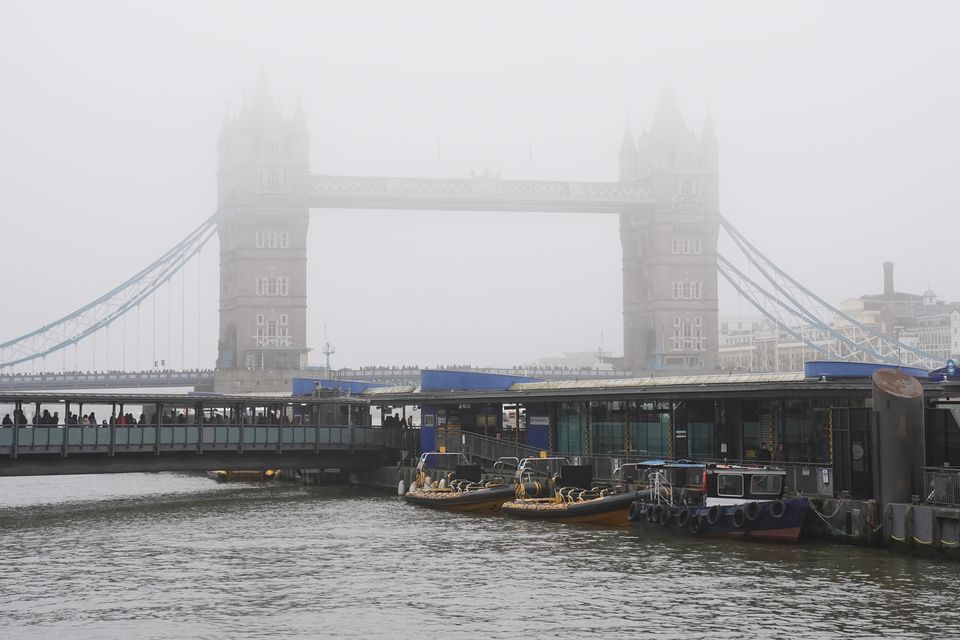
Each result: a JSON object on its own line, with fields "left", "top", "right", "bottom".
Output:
{"left": 1, "top": 408, "right": 321, "bottom": 428}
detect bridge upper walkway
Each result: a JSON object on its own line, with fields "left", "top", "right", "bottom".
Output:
{"left": 306, "top": 174, "right": 656, "bottom": 213}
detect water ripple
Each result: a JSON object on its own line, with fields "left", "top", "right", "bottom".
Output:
{"left": 0, "top": 474, "right": 958, "bottom": 639}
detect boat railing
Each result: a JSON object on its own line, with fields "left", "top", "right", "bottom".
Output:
{"left": 565, "top": 453, "right": 653, "bottom": 483}
{"left": 650, "top": 470, "right": 674, "bottom": 506}
{"left": 514, "top": 456, "right": 575, "bottom": 485}
{"left": 415, "top": 451, "right": 470, "bottom": 474}
{"left": 924, "top": 467, "right": 960, "bottom": 506}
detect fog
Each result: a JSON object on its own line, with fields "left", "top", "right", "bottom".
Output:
{"left": 1, "top": 1, "right": 958, "bottom": 371}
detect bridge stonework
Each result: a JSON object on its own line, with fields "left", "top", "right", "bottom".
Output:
{"left": 618, "top": 87, "right": 720, "bottom": 372}
{"left": 216, "top": 79, "right": 311, "bottom": 371}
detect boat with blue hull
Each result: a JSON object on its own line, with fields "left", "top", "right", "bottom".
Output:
{"left": 628, "top": 464, "right": 809, "bottom": 543}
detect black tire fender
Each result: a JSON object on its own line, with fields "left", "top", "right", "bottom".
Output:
{"left": 769, "top": 499, "right": 786, "bottom": 519}
{"left": 733, "top": 507, "right": 746, "bottom": 528}
{"left": 658, "top": 506, "right": 672, "bottom": 527}
{"left": 745, "top": 501, "right": 761, "bottom": 521}
{"left": 689, "top": 513, "right": 702, "bottom": 534}
{"left": 676, "top": 508, "right": 690, "bottom": 529}
{"left": 706, "top": 505, "right": 721, "bottom": 525}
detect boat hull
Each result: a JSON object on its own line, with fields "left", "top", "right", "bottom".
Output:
{"left": 501, "top": 492, "right": 638, "bottom": 527}
{"left": 630, "top": 497, "right": 809, "bottom": 543}
{"left": 404, "top": 484, "right": 516, "bottom": 514}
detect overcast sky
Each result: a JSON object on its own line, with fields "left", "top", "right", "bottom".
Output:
{"left": 1, "top": 1, "right": 958, "bottom": 372}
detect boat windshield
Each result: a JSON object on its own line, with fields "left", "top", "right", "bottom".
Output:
{"left": 515, "top": 456, "right": 568, "bottom": 481}
{"left": 750, "top": 473, "right": 783, "bottom": 496}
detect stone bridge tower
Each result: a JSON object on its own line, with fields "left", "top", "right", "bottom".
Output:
{"left": 619, "top": 87, "right": 720, "bottom": 372}
{"left": 216, "top": 77, "right": 311, "bottom": 371}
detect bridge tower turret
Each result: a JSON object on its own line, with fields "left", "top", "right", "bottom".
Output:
{"left": 619, "top": 86, "right": 720, "bottom": 372}
{"left": 216, "top": 76, "right": 311, "bottom": 371}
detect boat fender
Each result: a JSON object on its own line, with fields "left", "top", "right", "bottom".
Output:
{"left": 706, "top": 505, "right": 720, "bottom": 525}
{"left": 689, "top": 514, "right": 703, "bottom": 534}
{"left": 423, "top": 475, "right": 432, "bottom": 487}
{"left": 745, "top": 501, "right": 761, "bottom": 522}
{"left": 409, "top": 481, "right": 418, "bottom": 492}
{"left": 658, "top": 506, "right": 671, "bottom": 527}
{"left": 732, "top": 507, "right": 746, "bottom": 528}
{"left": 438, "top": 478, "right": 447, "bottom": 490}
{"left": 397, "top": 480, "right": 406, "bottom": 496}
{"left": 769, "top": 499, "right": 786, "bottom": 519}
{"left": 676, "top": 508, "right": 690, "bottom": 529}
{"left": 628, "top": 501, "right": 643, "bottom": 522}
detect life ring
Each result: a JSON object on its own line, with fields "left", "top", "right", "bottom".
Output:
{"left": 628, "top": 501, "right": 643, "bottom": 522}
{"left": 706, "top": 505, "right": 720, "bottom": 525}
{"left": 689, "top": 514, "right": 702, "bottom": 534}
{"left": 658, "top": 506, "right": 672, "bottom": 527}
{"left": 745, "top": 501, "right": 761, "bottom": 521}
{"left": 769, "top": 499, "right": 786, "bottom": 519}
{"left": 676, "top": 508, "right": 691, "bottom": 528}
{"left": 732, "top": 507, "right": 746, "bottom": 528}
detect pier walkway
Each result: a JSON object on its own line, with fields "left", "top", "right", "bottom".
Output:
{"left": 0, "top": 391, "right": 399, "bottom": 476}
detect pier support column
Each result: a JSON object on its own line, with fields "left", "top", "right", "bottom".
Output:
{"left": 870, "top": 369, "right": 925, "bottom": 511}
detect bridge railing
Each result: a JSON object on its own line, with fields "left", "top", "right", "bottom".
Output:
{"left": 0, "top": 423, "right": 392, "bottom": 458}
{"left": 435, "top": 429, "right": 542, "bottom": 466}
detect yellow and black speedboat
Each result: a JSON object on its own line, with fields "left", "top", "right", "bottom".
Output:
{"left": 500, "top": 458, "right": 638, "bottom": 527}
{"left": 403, "top": 453, "right": 520, "bottom": 514}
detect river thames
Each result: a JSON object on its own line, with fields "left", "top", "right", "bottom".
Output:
{"left": 1, "top": 473, "right": 958, "bottom": 639}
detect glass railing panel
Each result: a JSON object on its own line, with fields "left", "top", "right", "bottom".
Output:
{"left": 20, "top": 429, "right": 38, "bottom": 446}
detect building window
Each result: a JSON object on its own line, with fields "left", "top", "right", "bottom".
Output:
{"left": 256, "top": 314, "right": 264, "bottom": 326}
{"left": 672, "top": 279, "right": 702, "bottom": 300}
{"left": 280, "top": 314, "right": 288, "bottom": 325}
{"left": 672, "top": 237, "right": 703, "bottom": 255}
{"left": 255, "top": 229, "right": 290, "bottom": 249}
{"left": 255, "top": 276, "right": 290, "bottom": 297}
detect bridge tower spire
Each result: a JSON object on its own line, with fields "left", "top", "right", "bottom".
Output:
{"left": 216, "top": 76, "right": 311, "bottom": 372}
{"left": 619, "top": 86, "right": 720, "bottom": 372}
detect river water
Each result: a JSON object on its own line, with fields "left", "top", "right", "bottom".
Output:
{"left": 0, "top": 474, "right": 958, "bottom": 640}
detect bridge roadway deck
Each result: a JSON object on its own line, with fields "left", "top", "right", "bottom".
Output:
{"left": 0, "top": 424, "right": 397, "bottom": 476}
{"left": 0, "top": 370, "right": 215, "bottom": 392}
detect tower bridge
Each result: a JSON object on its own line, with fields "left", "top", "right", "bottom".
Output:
{"left": 215, "top": 79, "right": 717, "bottom": 376}
{"left": 0, "top": 80, "right": 945, "bottom": 389}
